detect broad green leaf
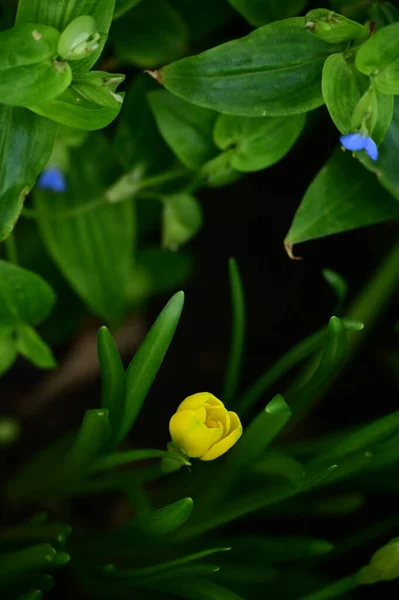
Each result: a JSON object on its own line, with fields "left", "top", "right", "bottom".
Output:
{"left": 284, "top": 148, "right": 399, "bottom": 250}
{"left": 64, "top": 409, "right": 110, "bottom": 478}
{"left": 16, "top": 325, "right": 56, "bottom": 369}
{"left": 112, "top": 0, "right": 188, "bottom": 68}
{"left": 16, "top": 0, "right": 116, "bottom": 78}
{"left": 356, "top": 22, "right": 399, "bottom": 95}
{"left": 159, "top": 18, "right": 345, "bottom": 117}
{"left": 228, "top": 0, "right": 307, "bottom": 26}
{"left": 214, "top": 113, "right": 306, "bottom": 172}
{"left": 0, "top": 106, "right": 56, "bottom": 241}
{"left": 162, "top": 193, "right": 203, "bottom": 249}
{"left": 117, "top": 291, "right": 184, "bottom": 442}
{"left": 97, "top": 326, "right": 126, "bottom": 448}
{"left": 0, "top": 261, "right": 55, "bottom": 327}
{"left": 114, "top": 0, "right": 143, "bottom": 19}
{"left": 70, "top": 71, "right": 125, "bottom": 109}
{"left": 322, "top": 53, "right": 393, "bottom": 143}
{"left": 28, "top": 87, "right": 123, "bottom": 131}
{"left": 357, "top": 97, "right": 399, "bottom": 201}
{"left": 35, "top": 134, "right": 135, "bottom": 323}
{"left": 123, "top": 498, "right": 194, "bottom": 536}
{"left": 0, "top": 23, "right": 71, "bottom": 107}
{"left": 0, "top": 334, "right": 17, "bottom": 376}
{"left": 150, "top": 579, "right": 243, "bottom": 600}
{"left": 113, "top": 75, "right": 174, "bottom": 175}
{"left": 148, "top": 90, "right": 218, "bottom": 170}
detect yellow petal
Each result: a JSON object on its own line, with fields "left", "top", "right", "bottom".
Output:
{"left": 227, "top": 411, "right": 241, "bottom": 435}
{"left": 200, "top": 413, "right": 243, "bottom": 461}
{"left": 177, "top": 392, "right": 223, "bottom": 412}
{"left": 205, "top": 405, "right": 230, "bottom": 436}
{"left": 169, "top": 408, "right": 223, "bottom": 458}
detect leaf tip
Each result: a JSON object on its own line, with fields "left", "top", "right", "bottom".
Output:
{"left": 144, "top": 69, "right": 163, "bottom": 84}
{"left": 284, "top": 241, "right": 302, "bottom": 261}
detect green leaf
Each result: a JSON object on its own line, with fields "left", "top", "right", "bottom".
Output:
{"left": 223, "top": 535, "right": 333, "bottom": 563}
{"left": 0, "top": 261, "right": 55, "bottom": 327}
{"left": 150, "top": 579, "right": 243, "bottom": 600}
{"left": 0, "top": 521, "right": 71, "bottom": 547}
{"left": 370, "top": 2, "right": 399, "bottom": 27}
{"left": 0, "top": 23, "right": 72, "bottom": 107}
{"left": 123, "top": 498, "right": 194, "bottom": 536}
{"left": 322, "top": 268, "right": 347, "bottom": 311}
{"left": 284, "top": 148, "right": 399, "bottom": 250}
{"left": 148, "top": 90, "right": 218, "bottom": 170}
{"left": 70, "top": 71, "right": 125, "bottom": 109}
{"left": 112, "top": 0, "right": 188, "bottom": 68}
{"left": 117, "top": 291, "right": 184, "bottom": 443}
{"left": 228, "top": 0, "right": 307, "bottom": 26}
{"left": 162, "top": 193, "right": 203, "bottom": 249}
{"left": 222, "top": 258, "right": 246, "bottom": 404}
{"left": 114, "top": 0, "right": 143, "bottom": 19}
{"left": 92, "top": 448, "right": 188, "bottom": 472}
{"left": 64, "top": 409, "right": 110, "bottom": 479}
{"left": 169, "top": 0, "right": 236, "bottom": 41}
{"left": 28, "top": 87, "right": 123, "bottom": 131}
{"left": 0, "top": 106, "right": 56, "bottom": 241}
{"left": 158, "top": 18, "right": 345, "bottom": 117}
{"left": 357, "top": 97, "right": 399, "bottom": 201}
{"left": 113, "top": 75, "right": 174, "bottom": 175}
{"left": 16, "top": 0, "right": 116, "bottom": 78}
{"left": 214, "top": 113, "right": 306, "bottom": 172}
{"left": 17, "top": 592, "right": 42, "bottom": 600}
{"left": 35, "top": 134, "right": 135, "bottom": 323}
{"left": 356, "top": 22, "right": 399, "bottom": 95}
{"left": 0, "top": 335, "right": 17, "bottom": 376}
{"left": 0, "top": 544, "right": 57, "bottom": 585}
{"left": 97, "top": 326, "right": 126, "bottom": 449}
{"left": 296, "top": 576, "right": 359, "bottom": 600}
{"left": 16, "top": 325, "right": 56, "bottom": 369}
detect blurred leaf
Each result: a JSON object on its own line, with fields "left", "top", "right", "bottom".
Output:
{"left": 357, "top": 97, "right": 399, "bottom": 201}
{"left": 200, "top": 152, "right": 241, "bottom": 188}
{"left": 112, "top": 0, "right": 188, "bottom": 68}
{"left": 151, "top": 578, "right": 243, "bottom": 599}
{"left": 97, "top": 327, "right": 126, "bottom": 450}
{"left": 0, "top": 261, "right": 55, "bottom": 327}
{"left": 159, "top": 19, "right": 345, "bottom": 117}
{"left": 117, "top": 291, "right": 184, "bottom": 443}
{"left": 296, "top": 576, "right": 359, "bottom": 600}
{"left": 322, "top": 268, "right": 348, "bottom": 314}
{"left": 285, "top": 148, "right": 399, "bottom": 251}
{"left": 222, "top": 258, "right": 246, "bottom": 404}
{"left": 17, "top": 592, "right": 42, "bottom": 600}
{"left": 122, "top": 498, "right": 194, "bottom": 537}
{"left": 127, "top": 247, "right": 193, "bottom": 304}
{"left": 16, "top": 0, "right": 116, "bottom": 77}
{"left": 0, "top": 334, "right": 17, "bottom": 376}
{"left": 0, "top": 522, "right": 71, "bottom": 548}
{"left": 113, "top": 75, "right": 174, "bottom": 175}
{"left": 149, "top": 90, "right": 218, "bottom": 170}
{"left": 0, "top": 544, "right": 57, "bottom": 586}
{"left": 223, "top": 535, "right": 333, "bottom": 563}
{"left": 28, "top": 87, "right": 123, "bottom": 131}
{"left": 114, "top": 0, "right": 142, "bottom": 19}
{"left": 16, "top": 325, "right": 56, "bottom": 369}
{"left": 162, "top": 193, "right": 203, "bottom": 249}
{"left": 35, "top": 134, "right": 135, "bottom": 323}
{"left": 370, "top": 2, "right": 399, "bottom": 27}
{"left": 0, "top": 23, "right": 71, "bottom": 107}
{"left": 169, "top": 0, "right": 236, "bottom": 41}
{"left": 214, "top": 113, "right": 306, "bottom": 172}
{"left": 0, "top": 106, "right": 56, "bottom": 241}
{"left": 329, "top": 0, "right": 372, "bottom": 19}
{"left": 228, "top": 0, "right": 307, "bottom": 26}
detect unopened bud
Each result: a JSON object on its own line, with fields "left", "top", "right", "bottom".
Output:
{"left": 305, "top": 9, "right": 368, "bottom": 44}
{"left": 57, "top": 15, "right": 100, "bottom": 61}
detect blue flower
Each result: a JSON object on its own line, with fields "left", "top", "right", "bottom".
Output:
{"left": 37, "top": 167, "right": 67, "bottom": 193}
{"left": 340, "top": 133, "right": 378, "bottom": 161}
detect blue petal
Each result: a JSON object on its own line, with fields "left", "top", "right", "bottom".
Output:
{"left": 38, "top": 167, "right": 66, "bottom": 193}
{"left": 340, "top": 133, "right": 367, "bottom": 152}
{"left": 364, "top": 137, "right": 378, "bottom": 161}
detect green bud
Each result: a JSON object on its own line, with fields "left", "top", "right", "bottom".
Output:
{"left": 305, "top": 9, "right": 369, "bottom": 44}
{"left": 351, "top": 84, "right": 378, "bottom": 135}
{"left": 57, "top": 15, "right": 100, "bottom": 61}
{"left": 358, "top": 538, "right": 399, "bottom": 584}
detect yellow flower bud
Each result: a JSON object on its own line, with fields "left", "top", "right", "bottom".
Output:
{"left": 169, "top": 392, "right": 243, "bottom": 461}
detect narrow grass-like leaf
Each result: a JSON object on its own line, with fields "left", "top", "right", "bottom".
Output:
{"left": 121, "top": 498, "right": 194, "bottom": 537}
{"left": 117, "top": 291, "right": 184, "bottom": 443}
{"left": 222, "top": 259, "right": 246, "bottom": 405}
{"left": 297, "top": 575, "right": 359, "bottom": 600}
{"left": 97, "top": 326, "right": 126, "bottom": 449}
{"left": 64, "top": 409, "right": 110, "bottom": 480}
{"left": 0, "top": 544, "right": 56, "bottom": 585}
{"left": 0, "top": 522, "right": 71, "bottom": 548}
{"left": 322, "top": 269, "right": 348, "bottom": 314}
{"left": 221, "top": 535, "right": 333, "bottom": 563}
{"left": 151, "top": 578, "right": 244, "bottom": 600}
{"left": 17, "top": 592, "right": 42, "bottom": 600}
{"left": 92, "top": 448, "right": 182, "bottom": 472}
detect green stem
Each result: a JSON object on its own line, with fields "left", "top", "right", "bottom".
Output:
{"left": 105, "top": 167, "right": 188, "bottom": 204}
{"left": 91, "top": 449, "right": 175, "bottom": 473}
{"left": 296, "top": 575, "right": 359, "bottom": 600}
{"left": 4, "top": 233, "right": 18, "bottom": 264}
{"left": 222, "top": 258, "right": 246, "bottom": 405}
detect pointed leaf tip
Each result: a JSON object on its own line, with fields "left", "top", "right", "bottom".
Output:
{"left": 266, "top": 394, "right": 291, "bottom": 415}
